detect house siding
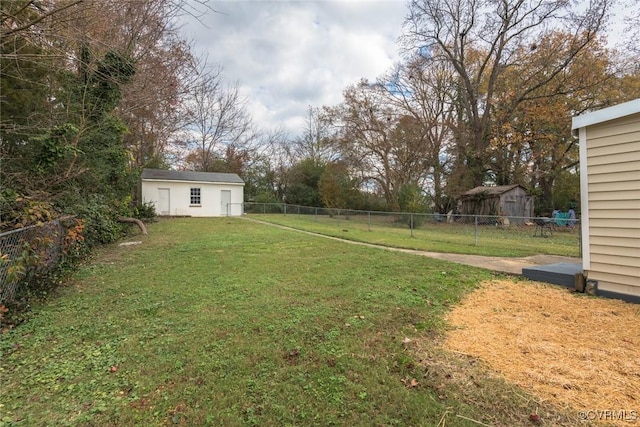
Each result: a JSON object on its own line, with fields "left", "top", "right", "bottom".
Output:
{"left": 583, "top": 112, "right": 640, "bottom": 298}
{"left": 141, "top": 179, "right": 244, "bottom": 217}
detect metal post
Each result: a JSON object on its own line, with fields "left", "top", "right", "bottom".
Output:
{"left": 410, "top": 214, "right": 414, "bottom": 238}
{"left": 368, "top": 211, "right": 371, "bottom": 231}
{"left": 284, "top": 204, "right": 287, "bottom": 215}
{"left": 474, "top": 215, "right": 478, "bottom": 246}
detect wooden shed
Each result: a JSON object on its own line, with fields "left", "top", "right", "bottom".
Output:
{"left": 572, "top": 99, "right": 640, "bottom": 303}
{"left": 459, "top": 185, "right": 534, "bottom": 222}
{"left": 140, "top": 169, "right": 244, "bottom": 217}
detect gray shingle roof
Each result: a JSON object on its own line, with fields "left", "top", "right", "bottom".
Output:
{"left": 461, "top": 184, "right": 524, "bottom": 197}
{"left": 141, "top": 168, "right": 244, "bottom": 184}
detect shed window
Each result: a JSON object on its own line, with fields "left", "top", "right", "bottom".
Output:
{"left": 190, "top": 187, "right": 201, "bottom": 205}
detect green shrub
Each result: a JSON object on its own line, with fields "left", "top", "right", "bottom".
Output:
{"left": 397, "top": 183, "right": 431, "bottom": 228}
{"left": 134, "top": 201, "right": 156, "bottom": 222}
{"left": 0, "top": 190, "right": 57, "bottom": 231}
{"left": 69, "top": 195, "right": 125, "bottom": 246}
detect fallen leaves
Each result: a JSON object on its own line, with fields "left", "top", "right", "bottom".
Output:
{"left": 283, "top": 348, "right": 300, "bottom": 364}
{"left": 400, "top": 378, "right": 419, "bottom": 388}
{"left": 529, "top": 413, "right": 541, "bottom": 423}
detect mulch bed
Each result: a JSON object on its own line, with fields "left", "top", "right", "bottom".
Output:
{"left": 443, "top": 279, "right": 640, "bottom": 426}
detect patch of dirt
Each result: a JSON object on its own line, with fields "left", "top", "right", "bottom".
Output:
{"left": 442, "top": 279, "right": 640, "bottom": 426}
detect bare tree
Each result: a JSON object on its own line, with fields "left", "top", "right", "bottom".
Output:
{"left": 52, "top": 0, "right": 196, "bottom": 169}
{"left": 291, "top": 106, "right": 339, "bottom": 163}
{"left": 620, "top": 0, "right": 640, "bottom": 69}
{"left": 330, "top": 80, "right": 415, "bottom": 209}
{"left": 250, "top": 126, "right": 293, "bottom": 201}
{"left": 376, "top": 58, "right": 458, "bottom": 212}
{"left": 0, "top": 0, "right": 84, "bottom": 40}
{"left": 181, "top": 59, "right": 255, "bottom": 172}
{"left": 402, "top": 0, "right": 611, "bottom": 189}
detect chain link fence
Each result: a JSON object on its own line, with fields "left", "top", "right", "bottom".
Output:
{"left": 243, "top": 203, "right": 581, "bottom": 257}
{"left": 0, "top": 218, "right": 73, "bottom": 306}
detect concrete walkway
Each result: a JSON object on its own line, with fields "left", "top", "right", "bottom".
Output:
{"left": 245, "top": 218, "right": 581, "bottom": 275}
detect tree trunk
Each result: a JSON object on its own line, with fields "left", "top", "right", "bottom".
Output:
{"left": 117, "top": 217, "right": 147, "bottom": 235}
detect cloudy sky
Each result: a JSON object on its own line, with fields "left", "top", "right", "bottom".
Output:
{"left": 179, "top": 0, "right": 408, "bottom": 137}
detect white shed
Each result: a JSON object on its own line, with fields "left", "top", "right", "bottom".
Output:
{"left": 140, "top": 169, "right": 244, "bottom": 217}
{"left": 572, "top": 99, "right": 640, "bottom": 303}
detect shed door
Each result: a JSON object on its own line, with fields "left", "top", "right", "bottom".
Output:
{"left": 158, "top": 188, "right": 170, "bottom": 215}
{"left": 221, "top": 190, "right": 231, "bottom": 216}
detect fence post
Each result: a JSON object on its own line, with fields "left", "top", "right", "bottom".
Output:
{"left": 474, "top": 215, "right": 478, "bottom": 246}
{"left": 315, "top": 207, "right": 318, "bottom": 220}
{"left": 410, "top": 214, "right": 414, "bottom": 238}
{"left": 579, "top": 221, "right": 582, "bottom": 257}
{"left": 284, "top": 204, "right": 287, "bottom": 215}
{"left": 368, "top": 211, "right": 371, "bottom": 231}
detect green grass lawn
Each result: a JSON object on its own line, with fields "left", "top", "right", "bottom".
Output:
{"left": 0, "top": 218, "right": 579, "bottom": 426}
{"left": 249, "top": 213, "right": 581, "bottom": 258}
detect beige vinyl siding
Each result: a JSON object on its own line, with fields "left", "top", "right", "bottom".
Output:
{"left": 586, "top": 274, "right": 639, "bottom": 296}
{"left": 589, "top": 253, "right": 639, "bottom": 269}
{"left": 588, "top": 226, "right": 640, "bottom": 238}
{"left": 583, "top": 119, "right": 639, "bottom": 138}
{"left": 588, "top": 265, "right": 639, "bottom": 285}
{"left": 588, "top": 151, "right": 640, "bottom": 166}
{"left": 588, "top": 180, "right": 639, "bottom": 192}
{"left": 589, "top": 243, "right": 638, "bottom": 256}
{"left": 589, "top": 218, "right": 640, "bottom": 229}
{"left": 588, "top": 140, "right": 639, "bottom": 156}
{"left": 589, "top": 235, "right": 640, "bottom": 247}
{"left": 589, "top": 199, "right": 639, "bottom": 210}
{"left": 587, "top": 170, "right": 639, "bottom": 186}
{"left": 588, "top": 189, "right": 640, "bottom": 201}
{"left": 587, "top": 160, "right": 639, "bottom": 175}
{"left": 585, "top": 113, "right": 640, "bottom": 295}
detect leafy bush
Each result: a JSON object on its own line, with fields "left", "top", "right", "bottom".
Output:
{"left": 254, "top": 192, "right": 279, "bottom": 204}
{"left": 0, "top": 190, "right": 57, "bottom": 232}
{"left": 134, "top": 201, "right": 156, "bottom": 222}
{"left": 0, "top": 217, "right": 88, "bottom": 329}
{"left": 67, "top": 195, "right": 125, "bottom": 246}
{"left": 397, "top": 183, "right": 431, "bottom": 227}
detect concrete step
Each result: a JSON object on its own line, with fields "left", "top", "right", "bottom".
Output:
{"left": 522, "top": 263, "right": 583, "bottom": 288}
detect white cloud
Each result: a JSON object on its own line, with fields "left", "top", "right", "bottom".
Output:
{"left": 179, "top": 0, "right": 407, "bottom": 137}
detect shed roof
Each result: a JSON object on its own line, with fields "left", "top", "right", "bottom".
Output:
{"left": 572, "top": 98, "right": 640, "bottom": 130}
{"left": 141, "top": 168, "right": 244, "bottom": 184}
{"left": 461, "top": 184, "right": 525, "bottom": 197}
